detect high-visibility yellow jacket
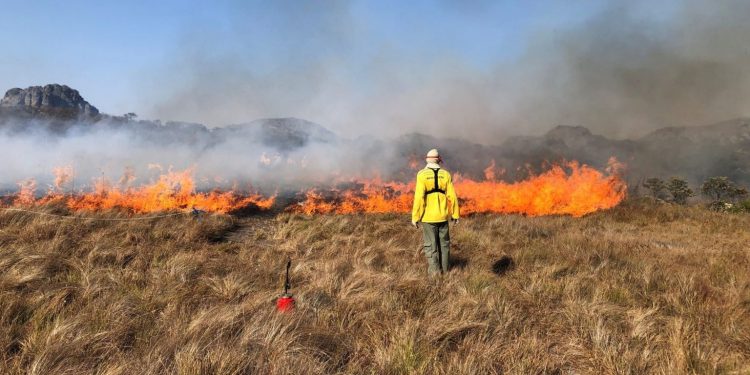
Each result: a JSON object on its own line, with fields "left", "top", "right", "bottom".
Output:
{"left": 412, "top": 167, "right": 460, "bottom": 223}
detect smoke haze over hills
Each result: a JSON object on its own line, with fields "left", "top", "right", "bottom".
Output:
{"left": 3, "top": 1, "right": 750, "bottom": 193}
{"left": 2, "top": 84, "right": 749, "bottom": 195}
{"left": 138, "top": 0, "right": 750, "bottom": 141}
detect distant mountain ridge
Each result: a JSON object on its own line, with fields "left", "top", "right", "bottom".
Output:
{"left": 1, "top": 84, "right": 748, "bottom": 185}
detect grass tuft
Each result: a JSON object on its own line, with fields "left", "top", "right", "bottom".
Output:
{"left": 0, "top": 203, "right": 748, "bottom": 373}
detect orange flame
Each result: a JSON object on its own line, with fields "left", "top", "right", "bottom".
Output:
{"left": 15, "top": 179, "right": 37, "bottom": 206}
{"left": 9, "top": 168, "right": 274, "bottom": 214}
{"left": 118, "top": 166, "right": 136, "bottom": 187}
{"left": 483, "top": 160, "right": 496, "bottom": 181}
{"left": 293, "top": 158, "right": 626, "bottom": 217}
{"left": 456, "top": 158, "right": 626, "bottom": 217}
{"left": 52, "top": 166, "right": 75, "bottom": 192}
{"left": 408, "top": 154, "right": 420, "bottom": 170}
{"left": 66, "top": 168, "right": 274, "bottom": 213}
{"left": 5, "top": 159, "right": 626, "bottom": 217}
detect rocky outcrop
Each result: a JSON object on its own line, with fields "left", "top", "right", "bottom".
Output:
{"left": 1, "top": 84, "right": 99, "bottom": 117}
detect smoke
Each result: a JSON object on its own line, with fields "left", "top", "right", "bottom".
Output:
{"left": 141, "top": 0, "right": 750, "bottom": 141}
{"left": 4, "top": 0, "right": 750, "bottom": 194}
{"left": 511, "top": 0, "right": 750, "bottom": 138}
{"left": 0, "top": 117, "right": 412, "bottom": 193}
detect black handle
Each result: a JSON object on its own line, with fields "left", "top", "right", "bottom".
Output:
{"left": 284, "top": 259, "right": 291, "bottom": 295}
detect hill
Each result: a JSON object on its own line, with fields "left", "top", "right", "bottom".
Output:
{"left": 219, "top": 117, "right": 338, "bottom": 151}
{"left": 2, "top": 84, "right": 749, "bottom": 186}
{"left": 0, "top": 84, "right": 99, "bottom": 118}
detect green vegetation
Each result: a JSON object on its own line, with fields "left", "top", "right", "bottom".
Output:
{"left": 643, "top": 176, "right": 695, "bottom": 204}
{"left": 665, "top": 177, "right": 694, "bottom": 205}
{"left": 642, "top": 177, "right": 668, "bottom": 200}
{"left": 642, "top": 176, "right": 750, "bottom": 212}
{"left": 701, "top": 176, "right": 749, "bottom": 212}
{"left": 701, "top": 176, "right": 748, "bottom": 202}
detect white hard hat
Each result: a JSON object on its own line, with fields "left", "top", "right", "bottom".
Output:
{"left": 426, "top": 148, "right": 441, "bottom": 163}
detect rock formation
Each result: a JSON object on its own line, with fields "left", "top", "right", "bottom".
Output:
{"left": 0, "top": 84, "right": 99, "bottom": 117}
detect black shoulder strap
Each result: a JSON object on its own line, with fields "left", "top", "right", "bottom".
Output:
{"left": 425, "top": 168, "right": 446, "bottom": 196}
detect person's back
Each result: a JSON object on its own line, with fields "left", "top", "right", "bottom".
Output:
{"left": 411, "top": 149, "right": 459, "bottom": 275}
{"left": 412, "top": 167, "right": 457, "bottom": 223}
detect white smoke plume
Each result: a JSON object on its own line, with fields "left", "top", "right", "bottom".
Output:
{"left": 0, "top": 118, "right": 412, "bottom": 193}
{"left": 141, "top": 0, "right": 750, "bottom": 141}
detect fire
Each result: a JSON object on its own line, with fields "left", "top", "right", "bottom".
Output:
{"left": 52, "top": 166, "right": 75, "bottom": 192}
{"left": 483, "top": 159, "right": 505, "bottom": 181}
{"left": 14, "top": 179, "right": 37, "bottom": 206}
{"left": 4, "top": 158, "right": 626, "bottom": 217}
{"left": 456, "top": 158, "right": 626, "bottom": 217}
{"left": 118, "top": 166, "right": 136, "bottom": 187}
{"left": 293, "top": 158, "right": 626, "bottom": 217}
{"left": 408, "top": 154, "right": 420, "bottom": 170}
{"left": 8, "top": 168, "right": 275, "bottom": 214}
{"left": 295, "top": 178, "right": 413, "bottom": 215}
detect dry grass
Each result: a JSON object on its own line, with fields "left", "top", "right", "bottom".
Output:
{"left": 0, "top": 200, "right": 749, "bottom": 374}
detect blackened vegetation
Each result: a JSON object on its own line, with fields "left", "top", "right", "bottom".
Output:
{"left": 491, "top": 256, "right": 514, "bottom": 276}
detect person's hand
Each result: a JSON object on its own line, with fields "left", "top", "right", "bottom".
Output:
{"left": 451, "top": 218, "right": 459, "bottom": 225}
{"left": 412, "top": 221, "right": 420, "bottom": 228}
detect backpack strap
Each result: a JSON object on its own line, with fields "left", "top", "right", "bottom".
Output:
{"left": 424, "top": 168, "right": 446, "bottom": 196}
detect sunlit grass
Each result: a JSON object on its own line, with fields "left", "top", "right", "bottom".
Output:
{"left": 0, "top": 201, "right": 748, "bottom": 374}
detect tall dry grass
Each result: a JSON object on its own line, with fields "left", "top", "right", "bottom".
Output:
{"left": 0, "top": 200, "right": 748, "bottom": 374}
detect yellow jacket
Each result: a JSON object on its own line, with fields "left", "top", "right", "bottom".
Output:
{"left": 412, "top": 167, "right": 460, "bottom": 223}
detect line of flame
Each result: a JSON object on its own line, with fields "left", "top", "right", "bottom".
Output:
{"left": 5, "top": 158, "right": 626, "bottom": 217}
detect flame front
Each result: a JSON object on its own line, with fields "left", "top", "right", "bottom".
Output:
{"left": 4, "top": 158, "right": 626, "bottom": 217}
{"left": 455, "top": 158, "right": 626, "bottom": 217}
{"left": 8, "top": 168, "right": 274, "bottom": 214}
{"left": 294, "top": 158, "right": 626, "bottom": 217}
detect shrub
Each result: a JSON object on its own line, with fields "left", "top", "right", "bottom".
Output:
{"left": 665, "top": 177, "right": 693, "bottom": 205}
{"left": 709, "top": 201, "right": 734, "bottom": 212}
{"left": 643, "top": 178, "right": 668, "bottom": 200}
{"left": 732, "top": 199, "right": 750, "bottom": 213}
{"left": 701, "top": 177, "right": 748, "bottom": 204}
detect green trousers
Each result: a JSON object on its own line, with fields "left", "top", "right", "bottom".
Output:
{"left": 422, "top": 221, "right": 450, "bottom": 274}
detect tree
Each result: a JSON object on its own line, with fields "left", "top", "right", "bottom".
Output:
{"left": 643, "top": 177, "right": 668, "bottom": 200}
{"left": 666, "top": 177, "right": 694, "bottom": 205}
{"left": 123, "top": 112, "right": 138, "bottom": 121}
{"left": 701, "top": 176, "right": 748, "bottom": 202}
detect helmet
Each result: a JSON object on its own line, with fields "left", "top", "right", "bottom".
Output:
{"left": 426, "top": 148, "right": 441, "bottom": 164}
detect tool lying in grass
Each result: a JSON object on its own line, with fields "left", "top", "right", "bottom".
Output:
{"left": 276, "top": 259, "right": 295, "bottom": 312}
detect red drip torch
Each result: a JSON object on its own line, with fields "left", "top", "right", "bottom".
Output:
{"left": 276, "top": 259, "right": 295, "bottom": 312}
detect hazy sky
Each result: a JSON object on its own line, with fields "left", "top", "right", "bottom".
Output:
{"left": 1, "top": 1, "right": 747, "bottom": 139}
{"left": 0, "top": 1, "right": 594, "bottom": 110}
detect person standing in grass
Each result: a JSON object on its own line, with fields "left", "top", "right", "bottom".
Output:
{"left": 412, "top": 149, "right": 460, "bottom": 275}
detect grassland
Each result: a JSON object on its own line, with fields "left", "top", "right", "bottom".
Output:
{"left": 0, "top": 200, "right": 748, "bottom": 374}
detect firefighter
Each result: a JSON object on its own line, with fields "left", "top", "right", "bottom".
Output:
{"left": 411, "top": 149, "right": 460, "bottom": 274}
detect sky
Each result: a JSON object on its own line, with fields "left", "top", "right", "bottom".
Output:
{"left": 0, "top": 1, "right": 602, "bottom": 116}
{"left": 1, "top": 0, "right": 748, "bottom": 140}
